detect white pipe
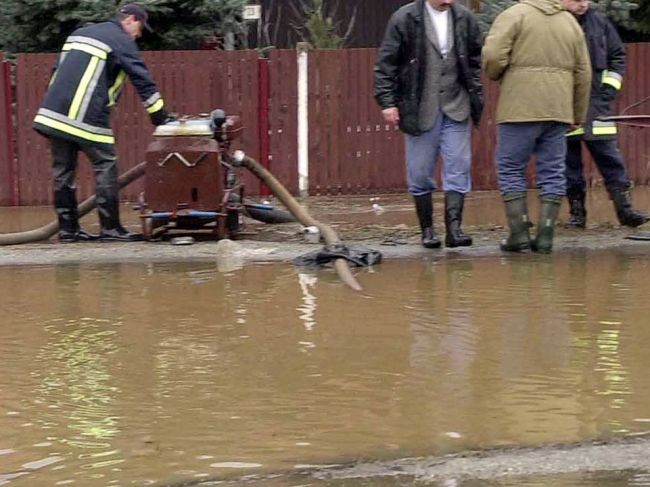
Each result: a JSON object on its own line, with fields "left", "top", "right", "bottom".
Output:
{"left": 297, "top": 43, "right": 309, "bottom": 197}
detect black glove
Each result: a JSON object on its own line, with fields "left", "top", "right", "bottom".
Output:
{"left": 601, "top": 85, "right": 618, "bottom": 102}
{"left": 150, "top": 109, "right": 177, "bottom": 126}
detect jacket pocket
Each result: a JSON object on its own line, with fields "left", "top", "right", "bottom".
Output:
{"left": 397, "top": 58, "right": 418, "bottom": 93}
{"left": 397, "top": 98, "right": 419, "bottom": 135}
{"left": 469, "top": 91, "right": 483, "bottom": 125}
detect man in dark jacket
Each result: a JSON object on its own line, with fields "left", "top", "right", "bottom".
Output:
{"left": 33, "top": 4, "right": 173, "bottom": 242}
{"left": 562, "top": 0, "right": 648, "bottom": 229}
{"left": 374, "top": 0, "right": 483, "bottom": 249}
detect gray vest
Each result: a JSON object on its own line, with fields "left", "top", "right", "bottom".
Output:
{"left": 418, "top": 9, "right": 470, "bottom": 132}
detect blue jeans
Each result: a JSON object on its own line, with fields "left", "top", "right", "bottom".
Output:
{"left": 496, "top": 122, "right": 568, "bottom": 197}
{"left": 404, "top": 113, "right": 471, "bottom": 196}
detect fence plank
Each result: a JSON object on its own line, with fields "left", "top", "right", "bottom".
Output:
{"left": 267, "top": 50, "right": 299, "bottom": 194}
{"left": 0, "top": 53, "right": 16, "bottom": 206}
{"left": 616, "top": 43, "right": 650, "bottom": 187}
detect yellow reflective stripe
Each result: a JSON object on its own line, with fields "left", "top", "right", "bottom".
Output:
{"left": 593, "top": 126, "right": 618, "bottom": 135}
{"left": 601, "top": 70, "right": 622, "bottom": 90}
{"left": 34, "top": 115, "right": 115, "bottom": 144}
{"left": 602, "top": 77, "right": 622, "bottom": 90}
{"left": 62, "top": 42, "right": 108, "bottom": 60}
{"left": 566, "top": 127, "right": 585, "bottom": 137}
{"left": 68, "top": 56, "right": 100, "bottom": 119}
{"left": 146, "top": 98, "right": 164, "bottom": 114}
{"left": 108, "top": 70, "right": 127, "bottom": 107}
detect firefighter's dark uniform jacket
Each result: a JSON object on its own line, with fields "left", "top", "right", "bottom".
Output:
{"left": 567, "top": 7, "right": 625, "bottom": 140}
{"left": 33, "top": 19, "right": 166, "bottom": 147}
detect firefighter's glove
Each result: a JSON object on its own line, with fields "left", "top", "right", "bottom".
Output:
{"left": 601, "top": 85, "right": 618, "bottom": 102}
{"left": 150, "top": 109, "right": 176, "bottom": 126}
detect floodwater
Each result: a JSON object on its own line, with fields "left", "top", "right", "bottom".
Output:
{"left": 2, "top": 250, "right": 650, "bottom": 486}
{"left": 3, "top": 186, "right": 650, "bottom": 234}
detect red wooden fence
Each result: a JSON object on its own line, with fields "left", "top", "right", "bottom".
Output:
{"left": 0, "top": 52, "right": 16, "bottom": 206}
{"left": 615, "top": 43, "right": 650, "bottom": 187}
{"left": 4, "top": 44, "right": 650, "bottom": 205}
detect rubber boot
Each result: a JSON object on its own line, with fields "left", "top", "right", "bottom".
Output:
{"left": 98, "top": 195, "right": 142, "bottom": 242}
{"left": 500, "top": 192, "right": 531, "bottom": 252}
{"left": 444, "top": 191, "right": 472, "bottom": 247}
{"left": 55, "top": 187, "right": 99, "bottom": 242}
{"left": 531, "top": 196, "right": 562, "bottom": 254}
{"left": 54, "top": 187, "right": 80, "bottom": 234}
{"left": 413, "top": 194, "right": 441, "bottom": 249}
{"left": 609, "top": 187, "right": 649, "bottom": 227}
{"left": 565, "top": 190, "right": 586, "bottom": 229}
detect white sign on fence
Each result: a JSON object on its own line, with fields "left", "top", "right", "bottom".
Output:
{"left": 243, "top": 5, "right": 262, "bottom": 21}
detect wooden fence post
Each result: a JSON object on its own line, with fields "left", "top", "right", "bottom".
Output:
{"left": 0, "top": 52, "right": 18, "bottom": 206}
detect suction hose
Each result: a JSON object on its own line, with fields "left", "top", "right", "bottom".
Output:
{"left": 235, "top": 152, "right": 363, "bottom": 292}
{"left": 0, "top": 162, "right": 146, "bottom": 246}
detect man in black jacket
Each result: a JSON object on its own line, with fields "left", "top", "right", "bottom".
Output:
{"left": 562, "top": 0, "right": 648, "bottom": 229}
{"left": 33, "top": 4, "right": 173, "bottom": 242}
{"left": 374, "top": 0, "right": 483, "bottom": 249}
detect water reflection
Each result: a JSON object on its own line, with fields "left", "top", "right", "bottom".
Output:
{"left": 297, "top": 272, "right": 318, "bottom": 331}
{"left": 1, "top": 251, "right": 650, "bottom": 486}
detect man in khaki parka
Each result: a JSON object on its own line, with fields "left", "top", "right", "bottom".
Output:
{"left": 483, "top": 0, "right": 591, "bottom": 253}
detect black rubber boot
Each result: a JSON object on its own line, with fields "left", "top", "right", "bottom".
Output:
{"left": 565, "top": 190, "right": 586, "bottom": 229}
{"left": 54, "top": 187, "right": 80, "bottom": 234}
{"left": 609, "top": 187, "right": 649, "bottom": 227}
{"left": 413, "top": 194, "right": 441, "bottom": 249}
{"left": 444, "top": 191, "right": 472, "bottom": 247}
{"left": 99, "top": 225, "right": 143, "bottom": 242}
{"left": 500, "top": 192, "right": 531, "bottom": 252}
{"left": 531, "top": 196, "right": 562, "bottom": 254}
{"left": 59, "top": 229, "right": 99, "bottom": 243}
{"left": 54, "top": 188, "right": 100, "bottom": 242}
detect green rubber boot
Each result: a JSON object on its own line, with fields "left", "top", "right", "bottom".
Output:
{"left": 500, "top": 192, "right": 531, "bottom": 252}
{"left": 531, "top": 196, "right": 562, "bottom": 254}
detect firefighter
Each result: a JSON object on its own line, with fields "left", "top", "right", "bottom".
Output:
{"left": 561, "top": 0, "right": 649, "bottom": 229}
{"left": 33, "top": 4, "right": 174, "bottom": 242}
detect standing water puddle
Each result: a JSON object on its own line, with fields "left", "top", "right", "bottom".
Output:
{"left": 2, "top": 251, "right": 650, "bottom": 486}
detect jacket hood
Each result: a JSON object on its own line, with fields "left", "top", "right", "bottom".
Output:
{"left": 520, "top": 0, "right": 564, "bottom": 15}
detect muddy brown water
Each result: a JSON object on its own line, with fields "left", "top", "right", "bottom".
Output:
{"left": 2, "top": 249, "right": 650, "bottom": 486}
{"left": 3, "top": 187, "right": 650, "bottom": 235}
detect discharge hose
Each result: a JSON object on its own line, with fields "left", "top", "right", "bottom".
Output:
{"left": 234, "top": 151, "right": 363, "bottom": 292}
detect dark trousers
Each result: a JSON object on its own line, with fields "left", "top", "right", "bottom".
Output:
{"left": 565, "top": 138, "right": 629, "bottom": 196}
{"left": 50, "top": 137, "right": 120, "bottom": 232}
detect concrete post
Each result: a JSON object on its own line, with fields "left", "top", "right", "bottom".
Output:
{"left": 297, "top": 42, "right": 310, "bottom": 197}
